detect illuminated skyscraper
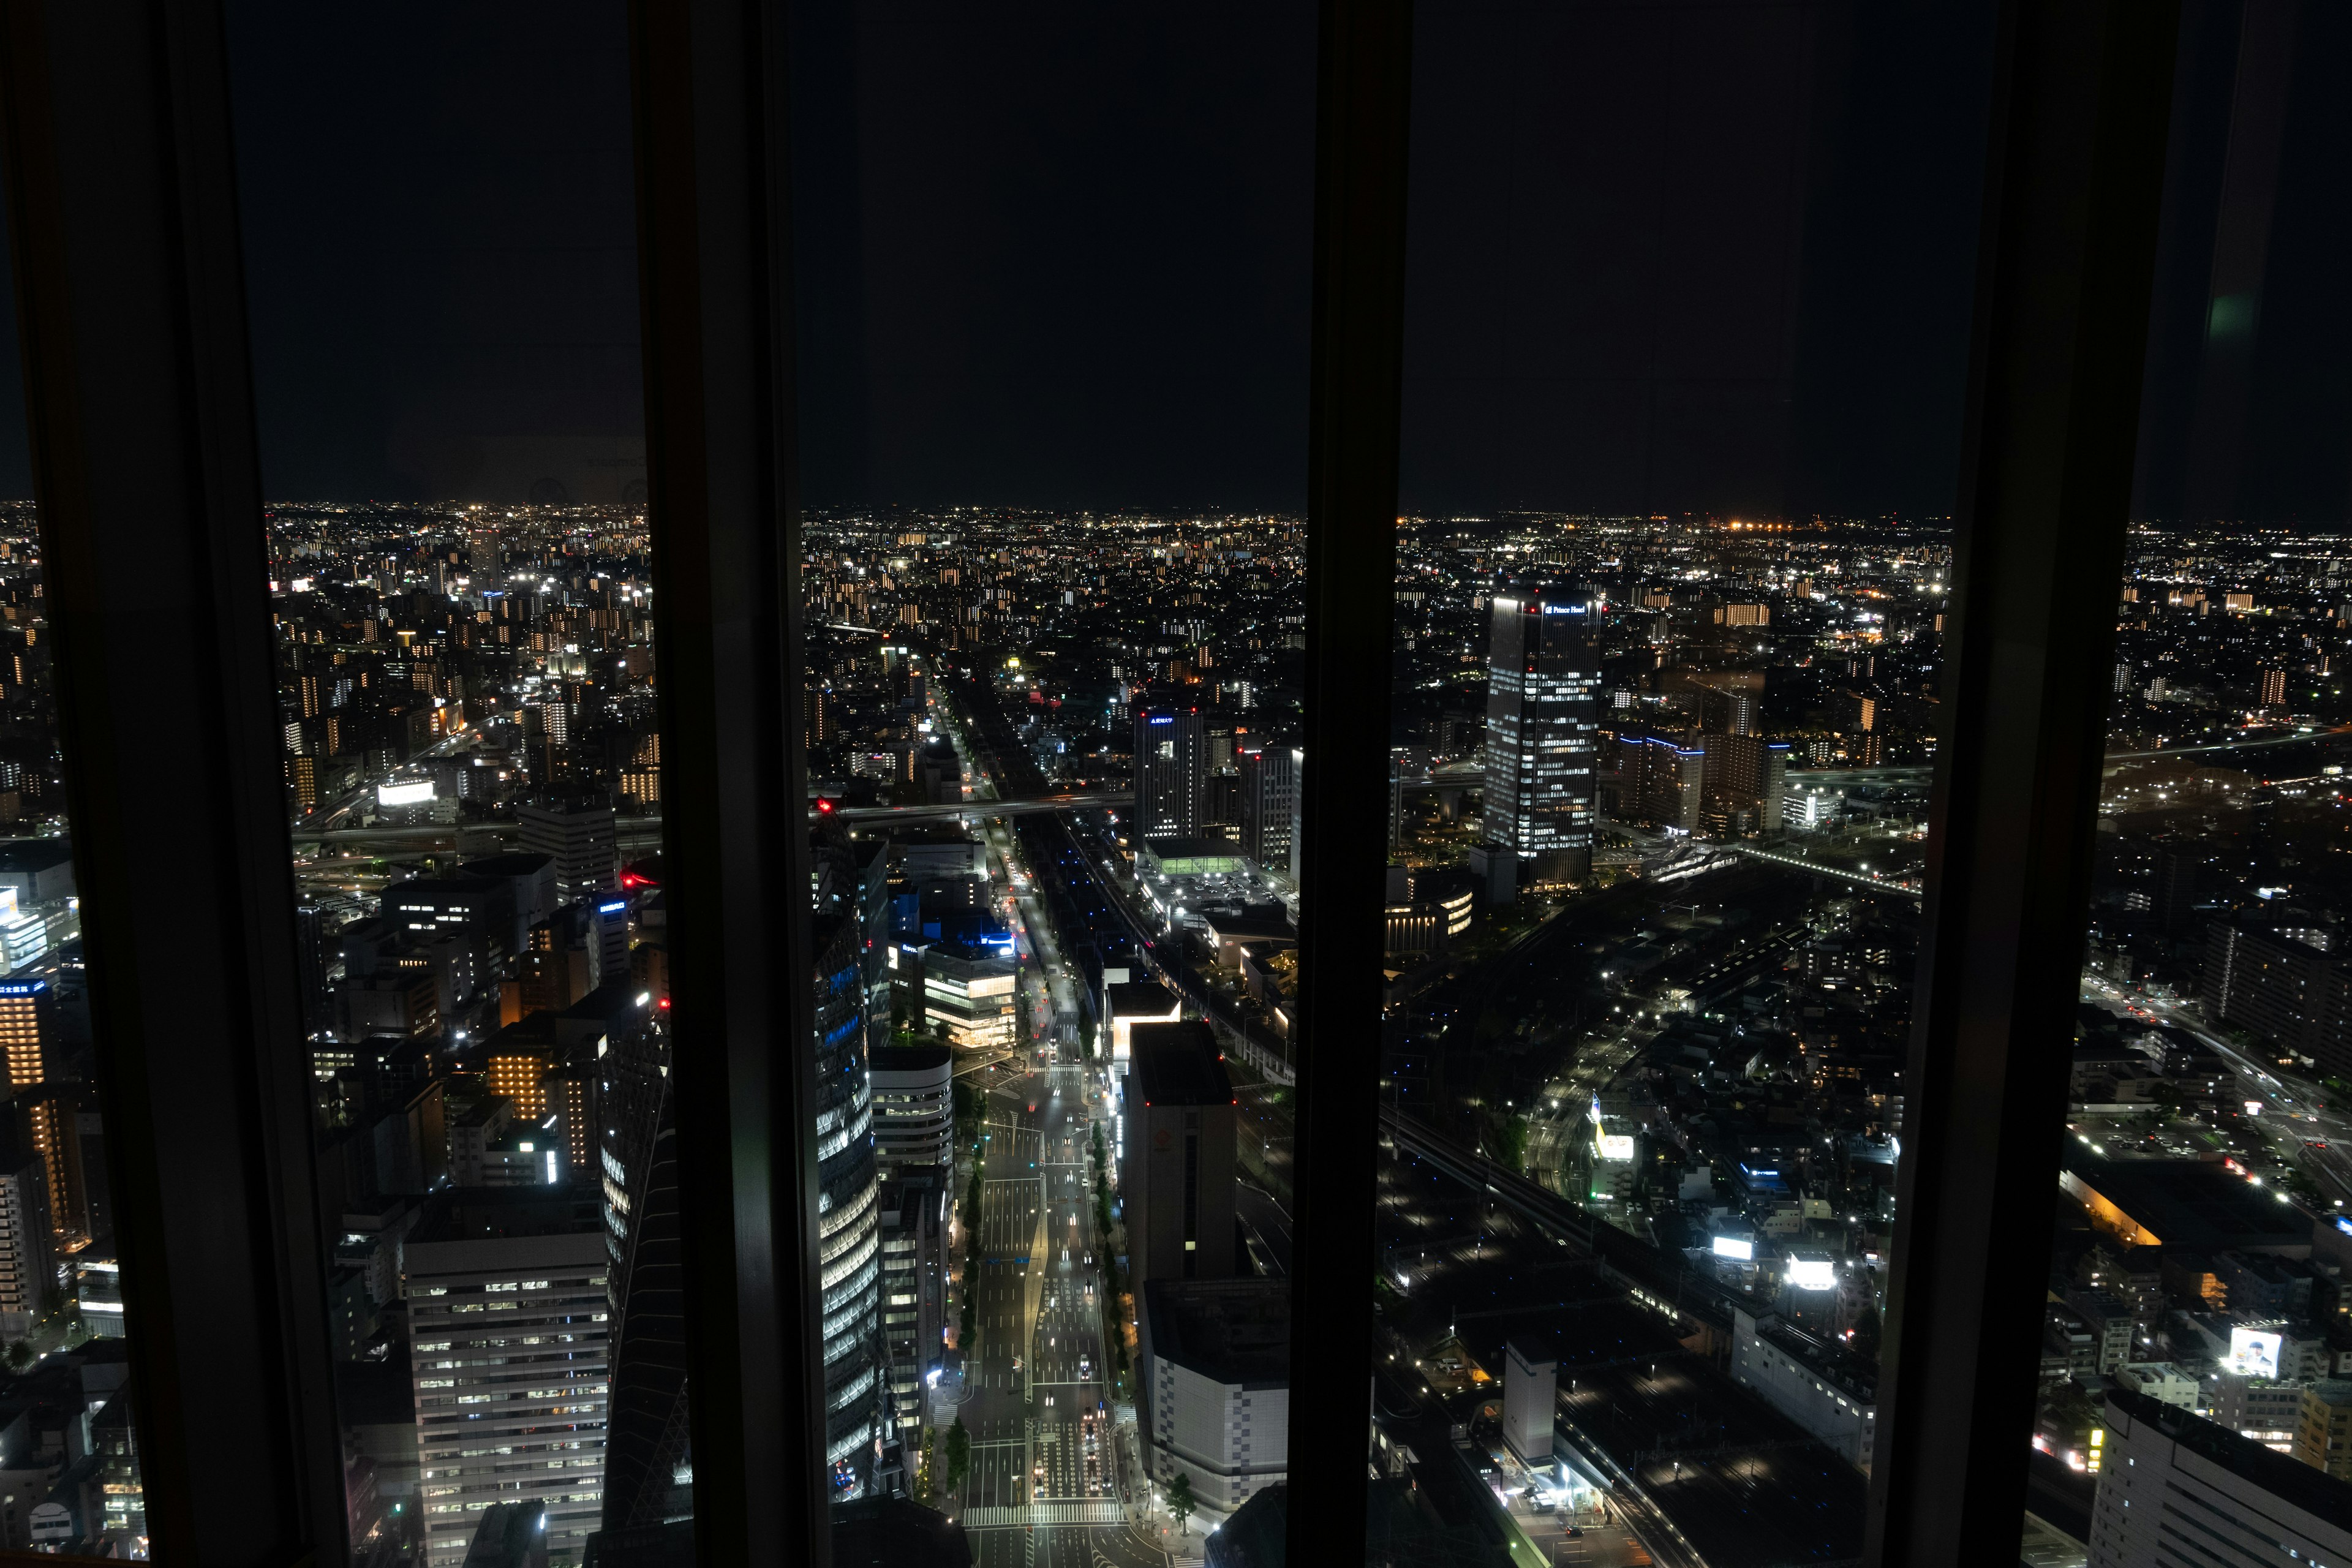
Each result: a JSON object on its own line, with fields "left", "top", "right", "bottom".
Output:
{"left": 1133, "top": 708, "right": 1203, "bottom": 842}
{"left": 1482, "top": 590, "right": 1601, "bottom": 880}
{"left": 0, "top": 979, "right": 56, "bottom": 1091}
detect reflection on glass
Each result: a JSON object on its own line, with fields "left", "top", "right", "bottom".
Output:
{"left": 2049, "top": 12, "right": 2352, "bottom": 1564}
{"left": 0, "top": 352, "right": 149, "bottom": 1555}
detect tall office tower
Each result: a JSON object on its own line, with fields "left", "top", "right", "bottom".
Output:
{"left": 1287, "top": 746, "right": 1304, "bottom": 881}
{"left": 1236, "top": 745, "right": 1295, "bottom": 875}
{"left": 1133, "top": 709, "right": 1204, "bottom": 842}
{"left": 599, "top": 1020, "right": 691, "bottom": 1534}
{"left": 867, "top": 1044, "right": 953, "bottom": 1172}
{"left": 293, "top": 898, "right": 330, "bottom": 1038}
{"left": 0, "top": 1117, "right": 50, "bottom": 1337}
{"left": 815, "top": 909, "right": 884, "bottom": 1492}
{"left": 1482, "top": 590, "right": 1601, "bottom": 878}
{"left": 516, "top": 801, "right": 620, "bottom": 902}
{"left": 2262, "top": 666, "right": 2289, "bottom": 707}
{"left": 0, "top": 979, "right": 53, "bottom": 1091}
{"left": 409, "top": 1196, "right": 609, "bottom": 1568}
{"left": 1120, "top": 1022, "right": 1237, "bottom": 1286}
{"left": 2088, "top": 1386, "right": 2352, "bottom": 1567}
{"left": 587, "top": 894, "right": 630, "bottom": 990}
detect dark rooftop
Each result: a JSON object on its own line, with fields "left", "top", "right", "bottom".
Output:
{"left": 459, "top": 851, "right": 554, "bottom": 878}
{"left": 1129, "top": 1021, "right": 1231, "bottom": 1106}
{"left": 2063, "top": 1150, "right": 2311, "bottom": 1253}
{"left": 1105, "top": 979, "right": 1180, "bottom": 1016}
{"left": 1142, "top": 1277, "right": 1289, "bottom": 1387}
{"left": 869, "top": 1043, "right": 952, "bottom": 1073}
{"left": 408, "top": 1186, "right": 600, "bottom": 1245}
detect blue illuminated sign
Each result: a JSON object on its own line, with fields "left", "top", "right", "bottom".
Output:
{"left": 598, "top": 900, "right": 627, "bottom": 914}
{"left": 0, "top": 981, "right": 43, "bottom": 997}
{"left": 1148, "top": 716, "right": 1174, "bottom": 725}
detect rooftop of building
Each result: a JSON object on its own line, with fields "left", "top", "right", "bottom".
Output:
{"left": 1736, "top": 1306, "right": 1877, "bottom": 1404}
{"left": 1129, "top": 1022, "right": 1232, "bottom": 1107}
{"left": 1104, "top": 979, "right": 1180, "bottom": 1017}
{"left": 405, "top": 1185, "right": 600, "bottom": 1248}
{"left": 2104, "top": 1384, "right": 2352, "bottom": 1529}
{"left": 1142, "top": 1277, "right": 1290, "bottom": 1388}
{"left": 869, "top": 1042, "right": 952, "bottom": 1074}
{"left": 2063, "top": 1150, "right": 2312, "bottom": 1253}
{"left": 459, "top": 850, "right": 554, "bottom": 878}
{"left": 831, "top": 1496, "right": 972, "bottom": 1568}
{"left": 0, "top": 841, "right": 73, "bottom": 874}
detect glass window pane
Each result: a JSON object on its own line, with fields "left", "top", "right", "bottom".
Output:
{"left": 223, "top": 8, "right": 687, "bottom": 1564}
{"left": 0, "top": 160, "right": 149, "bottom": 1564}
{"left": 1379, "top": 4, "right": 1995, "bottom": 1562}
{"left": 2043, "top": 9, "right": 2352, "bottom": 1563}
{"left": 790, "top": 0, "right": 1314, "bottom": 1551}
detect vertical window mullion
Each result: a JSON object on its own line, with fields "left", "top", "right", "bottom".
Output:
{"left": 1289, "top": 1, "right": 1415, "bottom": 1561}
{"left": 0, "top": 0, "right": 344, "bottom": 1559}
{"left": 1868, "top": 1, "right": 2180, "bottom": 1561}
{"left": 626, "top": 1, "right": 826, "bottom": 1565}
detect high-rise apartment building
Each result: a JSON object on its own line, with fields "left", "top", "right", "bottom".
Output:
{"left": 15, "top": 1085, "right": 86, "bottom": 1247}
{"left": 0, "top": 1118, "right": 51, "bottom": 1338}
{"left": 1133, "top": 709, "right": 1204, "bottom": 842}
{"left": 2201, "top": 921, "right": 2352, "bottom": 1079}
{"left": 516, "top": 802, "right": 619, "bottom": 903}
{"left": 407, "top": 1199, "right": 608, "bottom": 1568}
{"left": 1618, "top": 730, "right": 1705, "bottom": 832}
{"left": 1482, "top": 591, "right": 1600, "bottom": 878}
{"left": 1121, "top": 1022, "right": 1237, "bottom": 1286}
{"left": 469, "top": 515, "right": 500, "bottom": 586}
{"left": 0, "top": 980, "right": 55, "bottom": 1091}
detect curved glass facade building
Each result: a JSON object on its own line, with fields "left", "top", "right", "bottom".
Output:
{"left": 813, "top": 892, "right": 883, "bottom": 1493}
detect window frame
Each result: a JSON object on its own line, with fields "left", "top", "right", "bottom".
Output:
{"left": 0, "top": 0, "right": 2192, "bottom": 1564}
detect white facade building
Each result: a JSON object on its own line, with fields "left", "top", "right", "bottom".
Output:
{"left": 408, "top": 1223, "right": 608, "bottom": 1568}
{"left": 2090, "top": 1385, "right": 2352, "bottom": 1568}
{"left": 1730, "top": 1308, "right": 1875, "bottom": 1472}
{"left": 1138, "top": 1279, "right": 1289, "bottom": 1517}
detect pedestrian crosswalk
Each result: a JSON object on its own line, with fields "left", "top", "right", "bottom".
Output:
{"left": 961, "top": 1502, "right": 1126, "bottom": 1528}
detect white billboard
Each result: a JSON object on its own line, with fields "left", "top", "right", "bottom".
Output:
{"left": 2228, "top": 1326, "right": 2283, "bottom": 1379}
{"left": 377, "top": 780, "right": 434, "bottom": 808}
{"left": 1787, "top": 1258, "right": 1836, "bottom": 1290}
{"left": 1711, "top": 1235, "right": 1754, "bottom": 1262}
{"left": 1596, "top": 1133, "right": 1636, "bottom": 1162}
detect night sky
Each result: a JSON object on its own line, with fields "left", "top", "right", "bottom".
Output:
{"left": 0, "top": 0, "right": 2337, "bottom": 523}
